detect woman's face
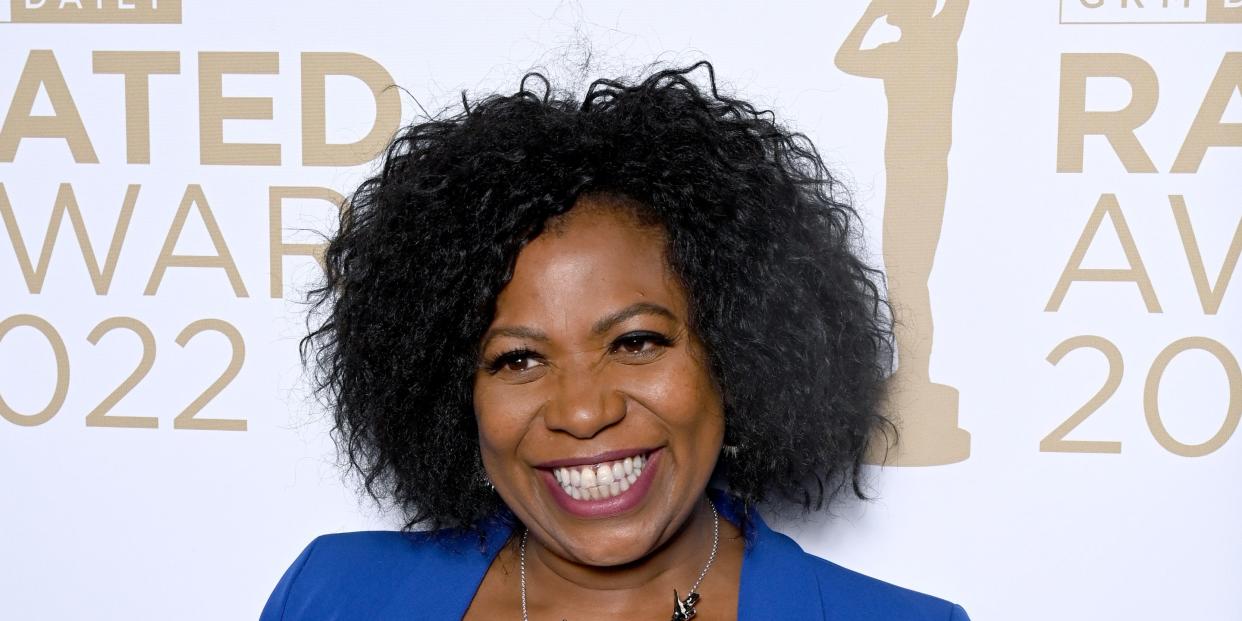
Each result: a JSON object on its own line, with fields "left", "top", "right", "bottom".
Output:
{"left": 473, "top": 196, "right": 725, "bottom": 567}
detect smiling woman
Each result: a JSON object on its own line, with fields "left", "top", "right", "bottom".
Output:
{"left": 468, "top": 200, "right": 738, "bottom": 618}
{"left": 260, "top": 62, "right": 971, "bottom": 620}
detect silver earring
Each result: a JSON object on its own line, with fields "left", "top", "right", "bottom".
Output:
{"left": 475, "top": 465, "right": 495, "bottom": 491}
{"left": 721, "top": 444, "right": 740, "bottom": 458}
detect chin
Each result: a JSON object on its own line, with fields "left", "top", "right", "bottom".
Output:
{"left": 559, "top": 528, "right": 664, "bottom": 567}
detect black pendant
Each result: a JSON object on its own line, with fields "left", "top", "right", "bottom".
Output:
{"left": 670, "top": 590, "right": 700, "bottom": 621}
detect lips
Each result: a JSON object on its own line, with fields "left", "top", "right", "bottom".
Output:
{"left": 535, "top": 447, "right": 657, "bottom": 469}
{"left": 551, "top": 452, "right": 649, "bottom": 500}
{"left": 538, "top": 448, "right": 663, "bottom": 519}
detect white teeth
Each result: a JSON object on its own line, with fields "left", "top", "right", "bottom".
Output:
{"left": 552, "top": 452, "right": 651, "bottom": 501}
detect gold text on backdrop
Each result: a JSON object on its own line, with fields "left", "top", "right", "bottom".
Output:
{"left": 2, "top": 0, "right": 181, "bottom": 24}
{"left": 0, "top": 50, "right": 400, "bottom": 166}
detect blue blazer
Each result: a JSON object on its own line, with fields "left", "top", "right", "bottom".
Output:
{"left": 261, "top": 492, "right": 969, "bottom": 620}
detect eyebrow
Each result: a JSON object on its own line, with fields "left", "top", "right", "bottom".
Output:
{"left": 592, "top": 302, "right": 677, "bottom": 335}
{"left": 480, "top": 302, "right": 679, "bottom": 350}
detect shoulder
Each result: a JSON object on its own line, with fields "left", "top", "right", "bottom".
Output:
{"left": 744, "top": 521, "right": 969, "bottom": 620}
{"left": 297, "top": 529, "right": 486, "bottom": 572}
{"left": 800, "top": 551, "right": 970, "bottom": 620}
{"left": 260, "top": 529, "right": 500, "bottom": 621}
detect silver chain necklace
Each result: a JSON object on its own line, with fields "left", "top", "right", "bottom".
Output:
{"left": 519, "top": 500, "right": 720, "bottom": 621}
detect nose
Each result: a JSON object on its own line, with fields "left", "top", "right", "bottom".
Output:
{"left": 543, "top": 364, "right": 625, "bottom": 439}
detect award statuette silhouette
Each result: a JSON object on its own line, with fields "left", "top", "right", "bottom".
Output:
{"left": 836, "top": 0, "right": 972, "bottom": 466}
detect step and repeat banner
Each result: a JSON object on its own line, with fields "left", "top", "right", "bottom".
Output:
{"left": 1, "top": 1, "right": 1238, "bottom": 619}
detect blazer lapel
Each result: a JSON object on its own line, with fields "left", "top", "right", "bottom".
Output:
{"left": 730, "top": 502, "right": 826, "bottom": 620}
{"left": 380, "top": 496, "right": 823, "bottom": 620}
{"left": 377, "top": 520, "right": 514, "bottom": 620}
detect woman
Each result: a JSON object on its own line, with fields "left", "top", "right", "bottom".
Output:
{"left": 261, "top": 62, "right": 970, "bottom": 620}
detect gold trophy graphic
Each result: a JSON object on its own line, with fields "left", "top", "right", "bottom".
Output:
{"left": 836, "top": 0, "right": 972, "bottom": 466}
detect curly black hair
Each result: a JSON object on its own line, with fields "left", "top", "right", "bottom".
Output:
{"left": 301, "top": 61, "right": 894, "bottom": 533}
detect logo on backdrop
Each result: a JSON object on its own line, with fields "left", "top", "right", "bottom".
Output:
{"left": 0, "top": 0, "right": 181, "bottom": 24}
{"left": 1059, "top": 0, "right": 1242, "bottom": 24}
{"left": 1, "top": 1, "right": 1235, "bottom": 461}
{"left": 836, "top": 0, "right": 973, "bottom": 467}
{"left": 1044, "top": 2, "right": 1241, "bottom": 458}
{"left": 0, "top": 0, "right": 401, "bottom": 431}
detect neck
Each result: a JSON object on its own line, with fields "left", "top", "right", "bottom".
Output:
{"left": 523, "top": 496, "right": 717, "bottom": 610}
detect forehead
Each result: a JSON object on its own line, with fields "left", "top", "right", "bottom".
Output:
{"left": 490, "top": 196, "right": 686, "bottom": 329}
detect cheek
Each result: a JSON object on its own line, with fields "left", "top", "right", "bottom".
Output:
{"left": 622, "top": 356, "right": 723, "bottom": 434}
{"left": 472, "top": 379, "right": 535, "bottom": 458}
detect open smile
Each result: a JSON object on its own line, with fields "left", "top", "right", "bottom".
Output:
{"left": 536, "top": 448, "right": 663, "bottom": 518}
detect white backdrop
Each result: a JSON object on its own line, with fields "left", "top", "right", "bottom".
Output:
{"left": 1, "top": 1, "right": 1239, "bottom": 620}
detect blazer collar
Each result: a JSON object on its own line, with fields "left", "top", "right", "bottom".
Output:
{"left": 723, "top": 495, "right": 826, "bottom": 620}
{"left": 441, "top": 491, "right": 824, "bottom": 619}
{"left": 387, "top": 519, "right": 514, "bottom": 620}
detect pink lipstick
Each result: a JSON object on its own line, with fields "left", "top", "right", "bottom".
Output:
{"left": 539, "top": 448, "right": 663, "bottom": 519}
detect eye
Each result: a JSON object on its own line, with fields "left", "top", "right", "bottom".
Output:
{"left": 485, "top": 347, "right": 543, "bottom": 375}
{"left": 611, "top": 331, "right": 672, "bottom": 358}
